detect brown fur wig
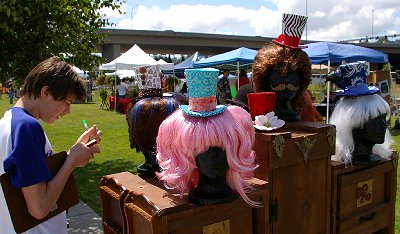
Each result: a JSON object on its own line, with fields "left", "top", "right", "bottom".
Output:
{"left": 252, "top": 43, "right": 311, "bottom": 112}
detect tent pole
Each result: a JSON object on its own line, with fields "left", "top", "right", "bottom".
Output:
{"left": 237, "top": 61, "right": 240, "bottom": 90}
{"left": 326, "top": 60, "right": 331, "bottom": 123}
{"left": 114, "top": 74, "right": 117, "bottom": 112}
{"left": 388, "top": 62, "right": 398, "bottom": 115}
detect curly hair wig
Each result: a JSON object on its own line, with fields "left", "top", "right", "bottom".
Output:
{"left": 252, "top": 43, "right": 311, "bottom": 112}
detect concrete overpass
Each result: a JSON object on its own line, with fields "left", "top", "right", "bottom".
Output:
{"left": 97, "top": 29, "right": 400, "bottom": 70}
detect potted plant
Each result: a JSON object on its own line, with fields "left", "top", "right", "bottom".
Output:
{"left": 99, "top": 90, "right": 108, "bottom": 101}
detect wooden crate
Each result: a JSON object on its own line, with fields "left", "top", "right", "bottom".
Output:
{"left": 253, "top": 121, "right": 335, "bottom": 234}
{"left": 368, "top": 70, "right": 391, "bottom": 86}
{"left": 331, "top": 153, "right": 398, "bottom": 234}
{"left": 112, "top": 172, "right": 269, "bottom": 234}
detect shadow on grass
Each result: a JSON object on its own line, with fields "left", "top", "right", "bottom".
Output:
{"left": 390, "top": 128, "right": 400, "bottom": 136}
{"left": 74, "top": 159, "right": 140, "bottom": 215}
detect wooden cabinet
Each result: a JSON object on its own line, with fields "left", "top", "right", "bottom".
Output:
{"left": 253, "top": 121, "right": 335, "bottom": 234}
{"left": 99, "top": 172, "right": 268, "bottom": 234}
{"left": 331, "top": 155, "right": 398, "bottom": 234}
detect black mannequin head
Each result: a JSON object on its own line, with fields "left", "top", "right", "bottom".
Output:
{"left": 189, "top": 146, "right": 238, "bottom": 205}
{"left": 352, "top": 114, "right": 387, "bottom": 164}
{"left": 195, "top": 146, "right": 228, "bottom": 178}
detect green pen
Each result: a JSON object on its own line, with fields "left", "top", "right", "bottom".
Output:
{"left": 82, "top": 120, "right": 89, "bottom": 131}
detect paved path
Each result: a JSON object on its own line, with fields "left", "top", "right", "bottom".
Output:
{"left": 67, "top": 200, "right": 103, "bottom": 234}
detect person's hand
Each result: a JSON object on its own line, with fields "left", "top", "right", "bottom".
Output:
{"left": 66, "top": 125, "right": 102, "bottom": 169}
{"left": 76, "top": 125, "right": 102, "bottom": 145}
{"left": 67, "top": 142, "right": 99, "bottom": 168}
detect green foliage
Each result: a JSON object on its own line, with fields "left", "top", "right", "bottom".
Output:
{"left": 0, "top": 0, "right": 124, "bottom": 83}
{"left": 96, "top": 75, "right": 107, "bottom": 86}
{"left": 106, "top": 75, "right": 117, "bottom": 86}
{"left": 127, "top": 84, "right": 139, "bottom": 98}
{"left": 166, "top": 75, "right": 178, "bottom": 92}
{"left": 180, "top": 55, "right": 186, "bottom": 62}
{"left": 382, "top": 64, "right": 393, "bottom": 71}
{"left": 166, "top": 54, "right": 172, "bottom": 63}
{"left": 99, "top": 89, "right": 108, "bottom": 101}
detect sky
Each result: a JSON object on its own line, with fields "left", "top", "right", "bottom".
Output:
{"left": 101, "top": 0, "right": 400, "bottom": 42}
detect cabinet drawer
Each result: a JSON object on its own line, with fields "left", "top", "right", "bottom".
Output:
{"left": 337, "top": 203, "right": 391, "bottom": 233}
{"left": 335, "top": 161, "right": 394, "bottom": 233}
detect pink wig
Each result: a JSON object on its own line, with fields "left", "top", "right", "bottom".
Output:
{"left": 156, "top": 105, "right": 259, "bottom": 207}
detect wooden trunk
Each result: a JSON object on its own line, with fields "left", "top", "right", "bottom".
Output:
{"left": 99, "top": 172, "right": 268, "bottom": 234}
{"left": 331, "top": 154, "right": 398, "bottom": 234}
{"left": 99, "top": 172, "right": 131, "bottom": 233}
{"left": 253, "top": 121, "right": 335, "bottom": 234}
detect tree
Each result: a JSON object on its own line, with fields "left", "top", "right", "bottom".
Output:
{"left": 180, "top": 55, "right": 186, "bottom": 63}
{"left": 0, "top": 0, "right": 124, "bottom": 83}
{"left": 166, "top": 55, "right": 172, "bottom": 63}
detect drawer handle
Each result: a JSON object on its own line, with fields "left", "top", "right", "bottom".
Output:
{"left": 359, "top": 211, "right": 376, "bottom": 223}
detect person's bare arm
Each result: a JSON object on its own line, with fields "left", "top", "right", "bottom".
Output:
{"left": 21, "top": 126, "right": 101, "bottom": 219}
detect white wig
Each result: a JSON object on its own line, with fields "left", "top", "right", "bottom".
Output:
{"left": 329, "top": 94, "right": 393, "bottom": 164}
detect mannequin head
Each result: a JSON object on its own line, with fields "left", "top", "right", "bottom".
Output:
{"left": 156, "top": 105, "right": 259, "bottom": 207}
{"left": 252, "top": 43, "right": 311, "bottom": 121}
{"left": 126, "top": 96, "right": 183, "bottom": 175}
{"left": 195, "top": 146, "right": 228, "bottom": 178}
{"left": 330, "top": 94, "right": 392, "bottom": 164}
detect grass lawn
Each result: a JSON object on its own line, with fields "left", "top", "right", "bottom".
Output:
{"left": 0, "top": 90, "right": 399, "bottom": 231}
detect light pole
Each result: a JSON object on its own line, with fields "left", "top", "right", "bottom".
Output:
{"left": 372, "top": 9, "right": 374, "bottom": 40}
{"left": 131, "top": 4, "right": 138, "bottom": 29}
{"left": 305, "top": 0, "right": 308, "bottom": 42}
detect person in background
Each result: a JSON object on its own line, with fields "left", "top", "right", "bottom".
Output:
{"left": 8, "top": 87, "right": 15, "bottom": 104}
{"left": 180, "top": 81, "right": 188, "bottom": 95}
{"left": 217, "top": 69, "right": 232, "bottom": 104}
{"left": 0, "top": 56, "right": 102, "bottom": 233}
{"left": 236, "top": 69, "right": 250, "bottom": 90}
{"left": 118, "top": 78, "right": 128, "bottom": 98}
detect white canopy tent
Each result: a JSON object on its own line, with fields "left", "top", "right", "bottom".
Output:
{"left": 99, "top": 44, "right": 173, "bottom": 70}
{"left": 155, "top": 59, "right": 174, "bottom": 70}
{"left": 99, "top": 44, "right": 174, "bottom": 111}
{"left": 72, "top": 66, "right": 88, "bottom": 78}
{"left": 105, "top": 70, "right": 136, "bottom": 79}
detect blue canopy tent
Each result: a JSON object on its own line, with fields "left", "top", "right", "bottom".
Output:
{"left": 303, "top": 42, "right": 392, "bottom": 122}
{"left": 175, "top": 51, "right": 205, "bottom": 71}
{"left": 303, "top": 42, "right": 389, "bottom": 65}
{"left": 193, "top": 47, "right": 257, "bottom": 70}
{"left": 193, "top": 47, "right": 257, "bottom": 98}
{"left": 163, "top": 51, "right": 205, "bottom": 78}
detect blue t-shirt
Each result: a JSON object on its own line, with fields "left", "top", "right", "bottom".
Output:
{"left": 3, "top": 107, "right": 53, "bottom": 187}
{"left": 0, "top": 107, "right": 66, "bottom": 234}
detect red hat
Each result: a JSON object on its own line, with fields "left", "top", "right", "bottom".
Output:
{"left": 272, "top": 13, "right": 308, "bottom": 49}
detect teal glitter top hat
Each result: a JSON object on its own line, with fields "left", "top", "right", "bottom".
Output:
{"left": 179, "top": 68, "right": 226, "bottom": 117}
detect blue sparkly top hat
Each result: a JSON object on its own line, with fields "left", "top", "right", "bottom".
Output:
{"left": 179, "top": 68, "right": 226, "bottom": 117}
{"left": 333, "top": 62, "right": 379, "bottom": 97}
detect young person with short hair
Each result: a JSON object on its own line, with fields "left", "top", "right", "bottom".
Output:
{"left": 0, "top": 56, "right": 102, "bottom": 233}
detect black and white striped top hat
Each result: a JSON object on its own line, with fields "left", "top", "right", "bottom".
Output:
{"left": 272, "top": 13, "right": 308, "bottom": 49}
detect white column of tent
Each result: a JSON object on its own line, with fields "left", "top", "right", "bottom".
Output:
{"left": 325, "top": 60, "right": 331, "bottom": 123}
{"left": 388, "top": 62, "right": 398, "bottom": 115}
{"left": 114, "top": 74, "right": 117, "bottom": 112}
